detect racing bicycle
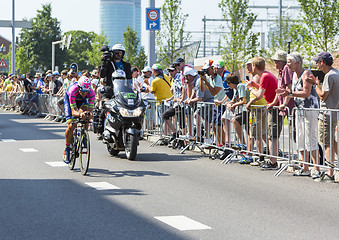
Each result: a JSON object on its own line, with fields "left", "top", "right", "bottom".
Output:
{"left": 68, "top": 118, "right": 91, "bottom": 175}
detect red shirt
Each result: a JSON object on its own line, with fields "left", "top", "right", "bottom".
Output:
{"left": 259, "top": 71, "right": 278, "bottom": 104}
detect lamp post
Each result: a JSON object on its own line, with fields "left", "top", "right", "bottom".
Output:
{"left": 286, "top": 35, "right": 292, "bottom": 54}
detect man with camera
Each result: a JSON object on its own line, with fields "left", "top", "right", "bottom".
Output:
{"left": 99, "top": 44, "right": 132, "bottom": 99}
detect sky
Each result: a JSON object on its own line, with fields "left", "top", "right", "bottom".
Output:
{"left": 1, "top": 0, "right": 299, "bottom": 54}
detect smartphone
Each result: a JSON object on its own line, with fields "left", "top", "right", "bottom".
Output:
{"left": 245, "top": 76, "right": 250, "bottom": 81}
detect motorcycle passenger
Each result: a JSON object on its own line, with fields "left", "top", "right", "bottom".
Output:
{"left": 99, "top": 43, "right": 132, "bottom": 99}
{"left": 63, "top": 76, "right": 95, "bottom": 163}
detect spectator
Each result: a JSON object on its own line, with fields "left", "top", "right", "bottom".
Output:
{"left": 277, "top": 52, "right": 320, "bottom": 178}
{"left": 162, "top": 64, "right": 183, "bottom": 140}
{"left": 187, "top": 63, "right": 214, "bottom": 144}
{"left": 200, "top": 59, "right": 224, "bottom": 147}
{"left": 150, "top": 64, "right": 173, "bottom": 102}
{"left": 226, "top": 73, "right": 251, "bottom": 163}
{"left": 212, "top": 60, "right": 229, "bottom": 147}
{"left": 269, "top": 50, "right": 294, "bottom": 118}
{"left": 245, "top": 60, "right": 267, "bottom": 166}
{"left": 53, "top": 71, "right": 62, "bottom": 83}
{"left": 131, "top": 67, "right": 143, "bottom": 91}
{"left": 246, "top": 56, "right": 279, "bottom": 169}
{"left": 306, "top": 51, "right": 339, "bottom": 182}
{"left": 50, "top": 73, "right": 62, "bottom": 95}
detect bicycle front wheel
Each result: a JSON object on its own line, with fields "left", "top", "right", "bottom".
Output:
{"left": 79, "top": 130, "right": 90, "bottom": 175}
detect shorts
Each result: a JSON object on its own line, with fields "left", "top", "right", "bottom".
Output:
{"left": 249, "top": 108, "right": 267, "bottom": 138}
{"left": 296, "top": 109, "right": 318, "bottom": 151}
{"left": 318, "top": 119, "right": 337, "bottom": 148}
{"left": 221, "top": 107, "right": 235, "bottom": 120}
{"left": 212, "top": 105, "right": 226, "bottom": 126}
{"left": 233, "top": 111, "right": 249, "bottom": 131}
{"left": 267, "top": 109, "right": 283, "bottom": 139}
{"left": 196, "top": 103, "right": 214, "bottom": 122}
{"left": 64, "top": 93, "right": 88, "bottom": 122}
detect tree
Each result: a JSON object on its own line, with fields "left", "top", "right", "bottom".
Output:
{"left": 219, "top": 0, "right": 259, "bottom": 72}
{"left": 85, "top": 33, "right": 109, "bottom": 69}
{"left": 298, "top": 0, "right": 339, "bottom": 53}
{"left": 123, "top": 26, "right": 147, "bottom": 71}
{"left": 18, "top": 3, "right": 65, "bottom": 71}
{"left": 156, "top": 0, "right": 189, "bottom": 66}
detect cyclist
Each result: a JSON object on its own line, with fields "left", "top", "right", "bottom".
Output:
{"left": 63, "top": 76, "right": 95, "bottom": 163}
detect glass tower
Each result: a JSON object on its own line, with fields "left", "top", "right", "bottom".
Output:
{"left": 100, "top": 0, "right": 141, "bottom": 47}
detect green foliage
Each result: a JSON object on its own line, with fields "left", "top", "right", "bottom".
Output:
{"left": 85, "top": 33, "right": 109, "bottom": 69}
{"left": 123, "top": 26, "right": 148, "bottom": 71}
{"left": 219, "top": 0, "right": 258, "bottom": 72}
{"left": 18, "top": 3, "right": 64, "bottom": 71}
{"left": 297, "top": 0, "right": 339, "bottom": 53}
{"left": 156, "top": 0, "right": 190, "bottom": 67}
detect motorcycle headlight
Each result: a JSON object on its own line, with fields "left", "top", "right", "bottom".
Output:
{"left": 118, "top": 107, "right": 144, "bottom": 117}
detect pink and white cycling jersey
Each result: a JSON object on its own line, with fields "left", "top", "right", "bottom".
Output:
{"left": 66, "top": 83, "right": 95, "bottom": 108}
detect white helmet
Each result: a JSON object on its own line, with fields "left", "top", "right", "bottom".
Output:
{"left": 112, "top": 70, "right": 126, "bottom": 79}
{"left": 112, "top": 43, "right": 125, "bottom": 52}
{"left": 112, "top": 43, "right": 125, "bottom": 60}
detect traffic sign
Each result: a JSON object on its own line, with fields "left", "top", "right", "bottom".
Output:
{"left": 146, "top": 8, "right": 160, "bottom": 31}
{"left": 0, "top": 59, "right": 8, "bottom": 68}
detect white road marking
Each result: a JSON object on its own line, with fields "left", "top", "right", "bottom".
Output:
{"left": 19, "top": 148, "right": 38, "bottom": 152}
{"left": 154, "top": 215, "right": 212, "bottom": 231}
{"left": 45, "top": 162, "right": 68, "bottom": 167}
{"left": 85, "top": 182, "right": 121, "bottom": 190}
{"left": 1, "top": 139, "right": 16, "bottom": 142}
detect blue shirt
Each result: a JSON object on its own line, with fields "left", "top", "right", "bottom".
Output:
{"left": 115, "top": 61, "right": 124, "bottom": 71}
{"left": 222, "top": 70, "right": 234, "bottom": 100}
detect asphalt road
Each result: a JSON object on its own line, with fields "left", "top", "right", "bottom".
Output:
{"left": 1, "top": 110, "right": 339, "bottom": 240}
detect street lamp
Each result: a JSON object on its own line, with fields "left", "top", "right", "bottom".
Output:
{"left": 286, "top": 35, "right": 292, "bottom": 54}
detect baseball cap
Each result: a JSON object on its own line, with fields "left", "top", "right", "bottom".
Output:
{"left": 183, "top": 67, "right": 197, "bottom": 76}
{"left": 91, "top": 69, "right": 98, "bottom": 76}
{"left": 212, "top": 61, "right": 222, "bottom": 68}
{"left": 152, "top": 64, "right": 162, "bottom": 70}
{"left": 20, "top": 74, "right": 25, "bottom": 79}
{"left": 312, "top": 51, "right": 333, "bottom": 64}
{"left": 53, "top": 71, "right": 60, "bottom": 76}
{"left": 173, "top": 57, "right": 185, "bottom": 65}
{"left": 47, "top": 73, "right": 53, "bottom": 77}
{"left": 202, "top": 59, "right": 214, "bottom": 70}
{"left": 167, "top": 64, "right": 176, "bottom": 71}
{"left": 272, "top": 50, "right": 287, "bottom": 61}
{"left": 91, "top": 78, "right": 99, "bottom": 86}
{"left": 141, "top": 66, "right": 152, "bottom": 72}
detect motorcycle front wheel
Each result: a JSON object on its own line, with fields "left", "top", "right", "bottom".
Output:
{"left": 125, "top": 133, "right": 139, "bottom": 160}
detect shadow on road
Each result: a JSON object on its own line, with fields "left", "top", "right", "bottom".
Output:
{"left": 0, "top": 179, "right": 189, "bottom": 240}
{"left": 0, "top": 112, "right": 65, "bottom": 141}
{"left": 87, "top": 168, "right": 170, "bottom": 179}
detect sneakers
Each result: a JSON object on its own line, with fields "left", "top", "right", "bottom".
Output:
{"left": 250, "top": 156, "right": 265, "bottom": 166}
{"left": 261, "top": 161, "right": 278, "bottom": 170}
{"left": 239, "top": 156, "right": 253, "bottom": 164}
{"left": 63, "top": 147, "right": 71, "bottom": 164}
{"left": 311, "top": 170, "right": 321, "bottom": 179}
{"left": 315, "top": 173, "right": 335, "bottom": 183}
{"left": 293, "top": 169, "right": 310, "bottom": 177}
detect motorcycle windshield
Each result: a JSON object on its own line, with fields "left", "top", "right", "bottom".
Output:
{"left": 113, "top": 79, "right": 134, "bottom": 95}
{"left": 113, "top": 79, "right": 139, "bottom": 108}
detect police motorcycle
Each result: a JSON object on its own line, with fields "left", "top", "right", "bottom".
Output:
{"left": 102, "top": 70, "right": 147, "bottom": 160}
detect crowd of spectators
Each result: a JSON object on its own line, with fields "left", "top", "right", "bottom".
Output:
{"left": 1, "top": 50, "right": 338, "bottom": 182}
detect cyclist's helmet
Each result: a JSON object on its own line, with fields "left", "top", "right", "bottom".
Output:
{"left": 77, "top": 76, "right": 92, "bottom": 92}
{"left": 112, "top": 43, "right": 125, "bottom": 59}
{"left": 112, "top": 70, "right": 126, "bottom": 80}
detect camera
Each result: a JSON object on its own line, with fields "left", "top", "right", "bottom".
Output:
{"left": 103, "top": 50, "right": 113, "bottom": 61}
{"left": 140, "top": 86, "right": 146, "bottom": 92}
{"left": 197, "top": 69, "right": 207, "bottom": 75}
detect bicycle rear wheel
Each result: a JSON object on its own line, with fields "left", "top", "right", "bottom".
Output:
{"left": 79, "top": 130, "right": 90, "bottom": 175}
